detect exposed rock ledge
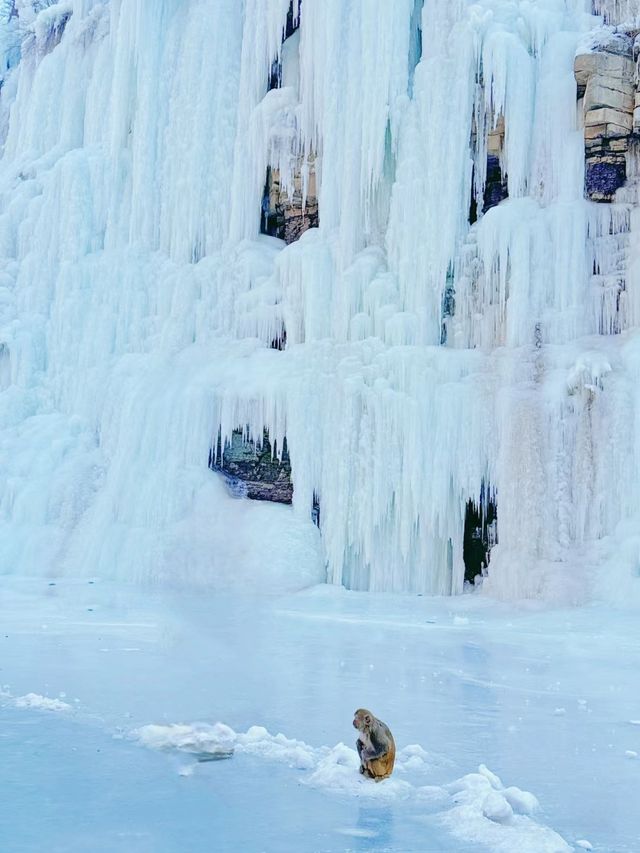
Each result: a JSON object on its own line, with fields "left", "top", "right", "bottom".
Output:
{"left": 211, "top": 430, "right": 293, "bottom": 504}
{"left": 262, "top": 159, "right": 319, "bottom": 244}
{"left": 575, "top": 28, "right": 639, "bottom": 200}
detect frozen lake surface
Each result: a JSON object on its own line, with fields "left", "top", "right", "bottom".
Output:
{"left": 1, "top": 578, "right": 639, "bottom": 853}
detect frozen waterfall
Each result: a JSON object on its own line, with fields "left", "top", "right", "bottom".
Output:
{"left": 1, "top": 0, "right": 640, "bottom": 602}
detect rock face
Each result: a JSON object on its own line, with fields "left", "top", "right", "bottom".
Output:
{"left": 575, "top": 32, "right": 638, "bottom": 201}
{"left": 262, "top": 12, "right": 317, "bottom": 244}
{"left": 484, "top": 117, "right": 507, "bottom": 213}
{"left": 483, "top": 154, "right": 508, "bottom": 213}
{"left": 211, "top": 430, "right": 293, "bottom": 504}
{"left": 262, "top": 161, "right": 319, "bottom": 244}
{"left": 469, "top": 116, "right": 507, "bottom": 222}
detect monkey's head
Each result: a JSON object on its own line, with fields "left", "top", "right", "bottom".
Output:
{"left": 353, "top": 708, "right": 373, "bottom": 731}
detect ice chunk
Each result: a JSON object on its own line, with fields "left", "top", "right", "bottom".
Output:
{"left": 134, "top": 723, "right": 236, "bottom": 758}
{"left": 482, "top": 791, "right": 514, "bottom": 824}
{"left": 14, "top": 693, "right": 71, "bottom": 712}
{"left": 503, "top": 786, "right": 540, "bottom": 815}
{"left": 479, "top": 764, "right": 503, "bottom": 789}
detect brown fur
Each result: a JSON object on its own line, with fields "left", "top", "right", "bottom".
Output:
{"left": 353, "top": 708, "right": 396, "bottom": 781}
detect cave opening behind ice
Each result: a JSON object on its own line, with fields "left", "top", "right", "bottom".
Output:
{"left": 463, "top": 486, "right": 498, "bottom": 586}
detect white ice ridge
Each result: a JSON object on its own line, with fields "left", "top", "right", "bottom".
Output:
{"left": 1, "top": 690, "right": 72, "bottom": 712}
{"left": 134, "top": 722, "right": 572, "bottom": 853}
{"left": 1, "top": 0, "right": 640, "bottom": 602}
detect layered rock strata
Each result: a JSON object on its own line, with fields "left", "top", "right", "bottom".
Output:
{"left": 575, "top": 31, "right": 638, "bottom": 200}
{"left": 262, "top": 161, "right": 318, "bottom": 244}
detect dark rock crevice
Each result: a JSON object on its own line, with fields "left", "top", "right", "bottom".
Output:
{"left": 260, "top": 163, "right": 319, "bottom": 244}
{"left": 269, "top": 1, "right": 301, "bottom": 90}
{"left": 210, "top": 429, "right": 293, "bottom": 504}
{"left": 463, "top": 486, "right": 498, "bottom": 585}
{"left": 210, "top": 429, "right": 321, "bottom": 528}
{"left": 469, "top": 115, "right": 508, "bottom": 224}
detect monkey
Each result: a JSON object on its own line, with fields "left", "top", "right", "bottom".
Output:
{"left": 353, "top": 708, "right": 395, "bottom": 781}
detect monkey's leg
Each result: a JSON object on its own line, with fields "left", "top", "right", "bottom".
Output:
{"left": 361, "top": 754, "right": 378, "bottom": 779}
{"left": 356, "top": 740, "right": 367, "bottom": 774}
{"left": 368, "top": 755, "right": 391, "bottom": 781}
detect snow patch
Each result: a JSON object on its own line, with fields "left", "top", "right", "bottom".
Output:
{"left": 237, "top": 726, "right": 316, "bottom": 770}
{"left": 307, "top": 743, "right": 414, "bottom": 799}
{"left": 478, "top": 763, "right": 503, "bottom": 789}
{"left": 443, "top": 769, "right": 572, "bottom": 853}
{"left": 482, "top": 791, "right": 514, "bottom": 824}
{"left": 502, "top": 786, "right": 540, "bottom": 815}
{"left": 134, "top": 723, "right": 235, "bottom": 758}
{"left": 14, "top": 693, "right": 72, "bottom": 712}
{"left": 397, "top": 743, "right": 435, "bottom": 771}
{"left": 135, "top": 720, "right": 571, "bottom": 850}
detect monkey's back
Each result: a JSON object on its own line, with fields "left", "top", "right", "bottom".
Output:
{"left": 368, "top": 721, "right": 395, "bottom": 781}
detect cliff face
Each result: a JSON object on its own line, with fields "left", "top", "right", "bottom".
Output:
{"left": 211, "top": 429, "right": 293, "bottom": 504}
{"left": 3, "top": 1, "right": 640, "bottom": 601}
{"left": 210, "top": 0, "right": 640, "bottom": 590}
{"left": 262, "top": 160, "right": 319, "bottom": 244}
{"left": 576, "top": 29, "right": 638, "bottom": 201}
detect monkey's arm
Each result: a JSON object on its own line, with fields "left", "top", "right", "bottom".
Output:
{"left": 357, "top": 738, "right": 379, "bottom": 761}
{"left": 361, "top": 745, "right": 386, "bottom": 760}
{"left": 361, "top": 731, "right": 388, "bottom": 760}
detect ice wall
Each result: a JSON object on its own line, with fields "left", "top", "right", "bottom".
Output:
{"left": 593, "top": 0, "right": 640, "bottom": 24}
{"left": 1, "top": 0, "right": 640, "bottom": 602}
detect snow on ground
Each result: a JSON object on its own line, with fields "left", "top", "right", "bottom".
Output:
{"left": 12, "top": 692, "right": 72, "bottom": 712}
{"left": 1, "top": 577, "right": 639, "bottom": 852}
{"left": 134, "top": 721, "right": 570, "bottom": 852}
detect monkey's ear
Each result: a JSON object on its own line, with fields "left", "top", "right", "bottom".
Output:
{"left": 364, "top": 714, "right": 371, "bottom": 724}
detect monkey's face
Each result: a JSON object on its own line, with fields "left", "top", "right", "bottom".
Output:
{"left": 353, "top": 709, "right": 372, "bottom": 730}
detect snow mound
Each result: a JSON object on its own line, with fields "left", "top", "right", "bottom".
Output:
{"left": 135, "top": 720, "right": 571, "bottom": 850}
{"left": 478, "top": 763, "right": 503, "bottom": 788}
{"left": 13, "top": 693, "right": 71, "bottom": 712}
{"left": 482, "top": 791, "right": 514, "bottom": 824}
{"left": 503, "top": 786, "right": 540, "bottom": 814}
{"left": 397, "top": 742, "right": 436, "bottom": 771}
{"left": 236, "top": 726, "right": 316, "bottom": 770}
{"left": 443, "top": 767, "right": 570, "bottom": 853}
{"left": 134, "top": 722, "right": 236, "bottom": 757}
{"left": 307, "top": 743, "right": 414, "bottom": 799}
